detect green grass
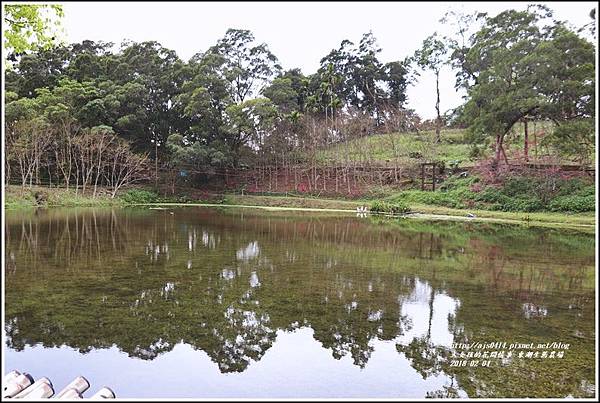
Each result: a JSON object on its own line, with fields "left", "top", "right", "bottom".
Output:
{"left": 4, "top": 185, "right": 121, "bottom": 209}
{"left": 408, "top": 203, "right": 595, "bottom": 230}
{"left": 3, "top": 185, "right": 201, "bottom": 209}
{"left": 315, "top": 122, "right": 593, "bottom": 168}
{"left": 211, "top": 194, "right": 594, "bottom": 230}
{"left": 385, "top": 175, "right": 595, "bottom": 213}
{"left": 4, "top": 185, "right": 594, "bottom": 231}
{"left": 317, "top": 129, "right": 479, "bottom": 167}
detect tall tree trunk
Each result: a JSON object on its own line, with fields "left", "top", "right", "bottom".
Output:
{"left": 93, "top": 143, "right": 105, "bottom": 198}
{"left": 523, "top": 120, "right": 529, "bottom": 162}
{"left": 495, "top": 133, "right": 509, "bottom": 167}
{"left": 494, "top": 133, "right": 502, "bottom": 167}
{"left": 154, "top": 141, "right": 159, "bottom": 188}
{"left": 427, "top": 286, "right": 435, "bottom": 340}
{"left": 435, "top": 72, "right": 441, "bottom": 143}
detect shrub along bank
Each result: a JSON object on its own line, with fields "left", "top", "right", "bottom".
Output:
{"left": 386, "top": 175, "right": 595, "bottom": 213}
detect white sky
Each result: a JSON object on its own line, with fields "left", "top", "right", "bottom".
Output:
{"left": 59, "top": 1, "right": 596, "bottom": 119}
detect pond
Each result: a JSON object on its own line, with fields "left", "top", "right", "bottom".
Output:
{"left": 3, "top": 207, "right": 596, "bottom": 398}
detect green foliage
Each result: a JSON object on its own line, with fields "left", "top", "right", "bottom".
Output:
{"left": 166, "top": 133, "right": 233, "bottom": 173}
{"left": 119, "top": 189, "right": 160, "bottom": 204}
{"left": 555, "top": 178, "right": 595, "bottom": 197}
{"left": 413, "top": 32, "right": 448, "bottom": 139}
{"left": 263, "top": 69, "right": 309, "bottom": 113}
{"left": 387, "top": 174, "right": 594, "bottom": 213}
{"left": 4, "top": 8, "right": 596, "bottom": 197}
{"left": 392, "top": 191, "right": 467, "bottom": 209}
{"left": 488, "top": 196, "right": 545, "bottom": 213}
{"left": 543, "top": 119, "right": 595, "bottom": 164}
{"left": 313, "top": 32, "right": 413, "bottom": 115}
{"left": 3, "top": 4, "right": 64, "bottom": 57}
{"left": 477, "top": 176, "right": 595, "bottom": 212}
{"left": 457, "top": 7, "right": 595, "bottom": 163}
{"left": 548, "top": 195, "right": 595, "bottom": 213}
{"left": 369, "top": 200, "right": 411, "bottom": 214}
{"left": 318, "top": 129, "right": 472, "bottom": 166}
{"left": 208, "top": 28, "right": 281, "bottom": 104}
{"left": 413, "top": 32, "right": 447, "bottom": 75}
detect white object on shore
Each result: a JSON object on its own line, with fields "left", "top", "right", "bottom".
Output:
{"left": 13, "top": 377, "right": 54, "bottom": 399}
{"left": 3, "top": 373, "right": 33, "bottom": 398}
{"left": 18, "top": 383, "right": 55, "bottom": 400}
{"left": 3, "top": 371, "right": 21, "bottom": 386}
{"left": 4, "top": 370, "right": 114, "bottom": 399}
{"left": 90, "top": 387, "right": 116, "bottom": 399}
{"left": 55, "top": 376, "right": 90, "bottom": 398}
{"left": 56, "top": 388, "right": 82, "bottom": 399}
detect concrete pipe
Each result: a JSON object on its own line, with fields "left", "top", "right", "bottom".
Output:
{"left": 56, "top": 388, "right": 82, "bottom": 399}
{"left": 3, "top": 373, "right": 33, "bottom": 398}
{"left": 13, "top": 377, "right": 53, "bottom": 399}
{"left": 55, "top": 376, "right": 90, "bottom": 398}
{"left": 89, "top": 387, "right": 116, "bottom": 399}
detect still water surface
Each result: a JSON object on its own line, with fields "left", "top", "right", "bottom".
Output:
{"left": 4, "top": 207, "right": 596, "bottom": 398}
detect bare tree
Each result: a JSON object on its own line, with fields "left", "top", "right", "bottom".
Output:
{"left": 52, "top": 118, "right": 80, "bottom": 190}
{"left": 8, "top": 118, "right": 51, "bottom": 190}
{"left": 104, "top": 139, "right": 150, "bottom": 198}
{"left": 73, "top": 126, "right": 114, "bottom": 196}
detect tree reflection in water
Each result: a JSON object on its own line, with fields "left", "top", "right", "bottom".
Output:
{"left": 4, "top": 207, "right": 595, "bottom": 397}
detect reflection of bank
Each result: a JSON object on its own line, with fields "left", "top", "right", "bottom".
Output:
{"left": 417, "top": 232, "right": 443, "bottom": 260}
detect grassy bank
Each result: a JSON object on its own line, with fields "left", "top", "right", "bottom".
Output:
{"left": 4, "top": 186, "right": 207, "bottom": 209}
{"left": 318, "top": 129, "right": 475, "bottom": 167}
{"left": 5, "top": 185, "right": 595, "bottom": 231}
{"left": 216, "top": 194, "right": 595, "bottom": 230}
{"left": 4, "top": 185, "right": 123, "bottom": 209}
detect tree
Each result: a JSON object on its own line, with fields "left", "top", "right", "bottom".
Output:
{"left": 316, "top": 32, "right": 411, "bottom": 121}
{"left": 65, "top": 40, "right": 114, "bottom": 82}
{"left": 207, "top": 29, "right": 281, "bottom": 104}
{"left": 350, "top": 32, "right": 386, "bottom": 115}
{"left": 383, "top": 59, "right": 413, "bottom": 109}
{"left": 224, "top": 98, "right": 279, "bottom": 158}
{"left": 263, "top": 69, "right": 310, "bottom": 114}
{"left": 165, "top": 133, "right": 232, "bottom": 180}
{"left": 177, "top": 29, "right": 282, "bottom": 171}
{"left": 413, "top": 33, "right": 448, "bottom": 142}
{"left": 5, "top": 44, "right": 71, "bottom": 97}
{"left": 317, "top": 39, "right": 355, "bottom": 109}
{"left": 459, "top": 6, "right": 595, "bottom": 167}
{"left": 578, "top": 8, "right": 596, "bottom": 39}
{"left": 115, "top": 41, "right": 186, "bottom": 157}
{"left": 104, "top": 138, "right": 150, "bottom": 198}
{"left": 5, "top": 96, "right": 50, "bottom": 188}
{"left": 40, "top": 90, "right": 81, "bottom": 190}
{"left": 3, "top": 4, "right": 64, "bottom": 59}
{"left": 441, "top": 10, "right": 485, "bottom": 91}
{"left": 179, "top": 51, "right": 232, "bottom": 145}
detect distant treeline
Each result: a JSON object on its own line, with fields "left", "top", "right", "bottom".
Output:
{"left": 4, "top": 5, "right": 595, "bottom": 193}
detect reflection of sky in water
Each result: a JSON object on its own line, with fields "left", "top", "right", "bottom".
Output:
{"left": 249, "top": 271, "right": 261, "bottom": 288}
{"left": 222, "top": 268, "right": 236, "bottom": 280}
{"left": 522, "top": 302, "right": 548, "bottom": 319}
{"left": 396, "top": 278, "right": 459, "bottom": 348}
{"left": 4, "top": 328, "right": 456, "bottom": 398}
{"left": 5, "top": 275, "right": 464, "bottom": 397}
{"left": 236, "top": 241, "right": 260, "bottom": 261}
